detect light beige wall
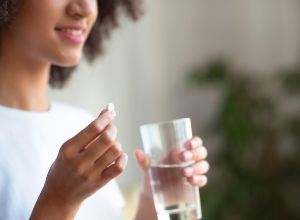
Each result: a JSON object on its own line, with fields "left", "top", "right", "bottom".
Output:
{"left": 50, "top": 1, "right": 300, "bottom": 218}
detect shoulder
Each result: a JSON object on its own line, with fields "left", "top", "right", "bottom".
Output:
{"left": 51, "top": 100, "right": 96, "bottom": 124}
{"left": 50, "top": 100, "right": 98, "bottom": 137}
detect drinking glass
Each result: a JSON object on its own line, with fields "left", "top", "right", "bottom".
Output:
{"left": 140, "top": 118, "right": 202, "bottom": 220}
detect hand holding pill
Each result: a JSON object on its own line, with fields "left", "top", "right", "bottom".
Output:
{"left": 33, "top": 103, "right": 127, "bottom": 217}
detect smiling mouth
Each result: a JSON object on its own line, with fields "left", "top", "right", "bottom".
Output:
{"left": 58, "top": 28, "right": 84, "bottom": 36}
{"left": 55, "top": 28, "right": 85, "bottom": 44}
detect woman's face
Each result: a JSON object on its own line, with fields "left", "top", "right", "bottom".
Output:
{"left": 6, "top": 0, "right": 98, "bottom": 67}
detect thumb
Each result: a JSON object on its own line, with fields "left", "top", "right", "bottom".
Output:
{"left": 134, "top": 149, "right": 150, "bottom": 171}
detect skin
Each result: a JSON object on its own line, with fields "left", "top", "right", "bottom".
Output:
{"left": 0, "top": 0, "right": 209, "bottom": 219}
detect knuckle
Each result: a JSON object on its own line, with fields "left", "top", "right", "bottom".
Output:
{"left": 99, "top": 173, "right": 112, "bottom": 186}
{"left": 101, "top": 131, "right": 114, "bottom": 146}
{"left": 94, "top": 179, "right": 105, "bottom": 188}
{"left": 89, "top": 121, "right": 105, "bottom": 135}
{"left": 80, "top": 171, "right": 92, "bottom": 183}
{"left": 76, "top": 167, "right": 96, "bottom": 184}
{"left": 60, "top": 140, "right": 70, "bottom": 152}
{"left": 59, "top": 144, "right": 67, "bottom": 155}
{"left": 115, "top": 163, "right": 125, "bottom": 173}
{"left": 60, "top": 142, "right": 72, "bottom": 161}
{"left": 108, "top": 124, "right": 117, "bottom": 137}
{"left": 101, "top": 127, "right": 117, "bottom": 146}
{"left": 73, "top": 163, "right": 85, "bottom": 175}
{"left": 187, "top": 176, "right": 194, "bottom": 184}
{"left": 110, "top": 143, "right": 122, "bottom": 157}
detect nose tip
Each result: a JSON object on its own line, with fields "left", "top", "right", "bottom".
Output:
{"left": 67, "top": 1, "right": 96, "bottom": 18}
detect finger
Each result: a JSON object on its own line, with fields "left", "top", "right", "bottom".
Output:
{"left": 100, "top": 153, "right": 128, "bottom": 184}
{"left": 135, "top": 149, "right": 150, "bottom": 171}
{"left": 179, "top": 146, "right": 208, "bottom": 162}
{"left": 66, "top": 110, "right": 116, "bottom": 154}
{"left": 184, "top": 137, "right": 203, "bottom": 150}
{"left": 93, "top": 141, "right": 123, "bottom": 172}
{"left": 98, "top": 109, "right": 107, "bottom": 117}
{"left": 182, "top": 160, "right": 210, "bottom": 177}
{"left": 80, "top": 123, "right": 117, "bottom": 163}
{"left": 187, "top": 175, "right": 207, "bottom": 187}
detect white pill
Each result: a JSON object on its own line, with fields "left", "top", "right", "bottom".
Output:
{"left": 106, "top": 103, "right": 115, "bottom": 112}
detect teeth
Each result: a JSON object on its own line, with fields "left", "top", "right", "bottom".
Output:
{"left": 61, "top": 29, "right": 83, "bottom": 36}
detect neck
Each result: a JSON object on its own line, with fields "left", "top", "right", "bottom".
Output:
{"left": 0, "top": 30, "right": 51, "bottom": 112}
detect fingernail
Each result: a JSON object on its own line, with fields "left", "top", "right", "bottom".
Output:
{"left": 193, "top": 175, "right": 202, "bottom": 182}
{"left": 191, "top": 139, "right": 199, "bottom": 149}
{"left": 183, "top": 151, "right": 193, "bottom": 160}
{"left": 184, "top": 167, "right": 193, "bottom": 176}
{"left": 116, "top": 143, "right": 123, "bottom": 151}
{"left": 193, "top": 175, "right": 206, "bottom": 185}
{"left": 198, "top": 162, "right": 207, "bottom": 172}
{"left": 105, "top": 103, "right": 116, "bottom": 117}
{"left": 199, "top": 146, "right": 208, "bottom": 159}
{"left": 106, "top": 103, "right": 115, "bottom": 112}
{"left": 135, "top": 150, "right": 141, "bottom": 159}
{"left": 120, "top": 154, "right": 128, "bottom": 169}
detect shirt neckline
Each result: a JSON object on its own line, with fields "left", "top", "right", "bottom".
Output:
{"left": 0, "top": 99, "right": 57, "bottom": 120}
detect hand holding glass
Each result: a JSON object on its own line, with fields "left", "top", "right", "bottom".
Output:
{"left": 140, "top": 118, "right": 202, "bottom": 220}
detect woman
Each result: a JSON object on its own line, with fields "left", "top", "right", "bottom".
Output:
{"left": 0, "top": 0, "right": 209, "bottom": 219}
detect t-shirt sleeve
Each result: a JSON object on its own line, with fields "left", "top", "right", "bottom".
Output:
{"left": 0, "top": 168, "right": 10, "bottom": 219}
{"left": 74, "top": 180, "right": 125, "bottom": 220}
{"left": 108, "top": 180, "right": 125, "bottom": 208}
{"left": 0, "top": 170, "right": 4, "bottom": 218}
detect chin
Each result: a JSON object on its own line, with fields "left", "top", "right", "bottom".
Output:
{"left": 53, "top": 55, "right": 81, "bottom": 67}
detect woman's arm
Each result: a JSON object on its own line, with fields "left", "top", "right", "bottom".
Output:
{"left": 135, "top": 174, "right": 157, "bottom": 220}
{"left": 30, "top": 188, "right": 80, "bottom": 220}
{"left": 135, "top": 192, "right": 157, "bottom": 220}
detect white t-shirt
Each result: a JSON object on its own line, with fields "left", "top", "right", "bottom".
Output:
{"left": 0, "top": 100, "right": 124, "bottom": 220}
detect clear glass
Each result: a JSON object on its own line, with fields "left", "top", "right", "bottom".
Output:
{"left": 140, "top": 118, "right": 202, "bottom": 220}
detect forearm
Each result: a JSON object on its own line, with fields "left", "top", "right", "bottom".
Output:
{"left": 135, "top": 191, "right": 157, "bottom": 220}
{"left": 135, "top": 174, "right": 157, "bottom": 220}
{"left": 30, "top": 189, "right": 80, "bottom": 220}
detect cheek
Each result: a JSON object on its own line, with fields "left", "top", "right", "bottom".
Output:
{"left": 11, "top": 20, "right": 53, "bottom": 63}
{"left": 89, "top": 2, "right": 99, "bottom": 30}
{"left": 92, "top": 0, "right": 99, "bottom": 19}
{"left": 15, "top": 15, "right": 83, "bottom": 66}
{"left": 12, "top": 1, "right": 82, "bottom": 66}
{"left": 11, "top": 1, "right": 92, "bottom": 67}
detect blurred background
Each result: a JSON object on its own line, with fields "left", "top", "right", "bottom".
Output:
{"left": 50, "top": 0, "right": 300, "bottom": 219}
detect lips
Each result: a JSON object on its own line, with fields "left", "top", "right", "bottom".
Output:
{"left": 55, "top": 24, "right": 87, "bottom": 44}
{"left": 57, "top": 28, "right": 83, "bottom": 36}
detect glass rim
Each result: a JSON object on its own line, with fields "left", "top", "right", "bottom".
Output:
{"left": 140, "top": 117, "right": 191, "bottom": 129}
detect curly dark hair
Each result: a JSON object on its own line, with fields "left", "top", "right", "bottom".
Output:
{"left": 0, "top": 0, "right": 142, "bottom": 88}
